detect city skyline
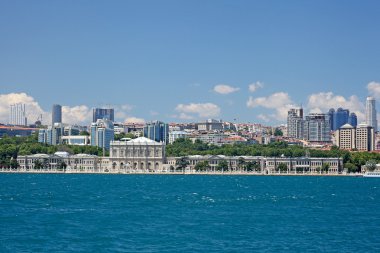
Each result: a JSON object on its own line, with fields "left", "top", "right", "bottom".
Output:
{"left": 1, "top": 1, "right": 380, "bottom": 125}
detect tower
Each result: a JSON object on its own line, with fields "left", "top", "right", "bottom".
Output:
{"left": 52, "top": 104, "right": 62, "bottom": 125}
{"left": 366, "top": 97, "right": 377, "bottom": 132}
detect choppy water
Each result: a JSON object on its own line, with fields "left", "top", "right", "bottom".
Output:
{"left": 1, "top": 174, "right": 380, "bottom": 252}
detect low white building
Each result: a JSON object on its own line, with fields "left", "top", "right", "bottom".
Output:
{"left": 169, "top": 131, "right": 189, "bottom": 144}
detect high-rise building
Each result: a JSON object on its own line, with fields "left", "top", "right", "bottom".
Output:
{"left": 287, "top": 108, "right": 304, "bottom": 139}
{"left": 91, "top": 119, "right": 114, "bottom": 150}
{"left": 9, "top": 103, "right": 27, "bottom": 126}
{"left": 356, "top": 123, "right": 375, "bottom": 151}
{"left": 93, "top": 108, "right": 114, "bottom": 123}
{"left": 143, "top": 121, "right": 169, "bottom": 144}
{"left": 334, "top": 108, "right": 349, "bottom": 131}
{"left": 38, "top": 123, "right": 64, "bottom": 145}
{"left": 335, "top": 124, "right": 356, "bottom": 150}
{"left": 348, "top": 113, "right": 358, "bottom": 127}
{"left": 335, "top": 123, "right": 375, "bottom": 151}
{"left": 328, "top": 108, "right": 335, "bottom": 131}
{"left": 52, "top": 104, "right": 62, "bottom": 125}
{"left": 366, "top": 97, "right": 377, "bottom": 132}
{"left": 303, "top": 113, "right": 331, "bottom": 142}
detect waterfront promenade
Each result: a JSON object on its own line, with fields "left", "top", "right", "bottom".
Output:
{"left": 0, "top": 167, "right": 360, "bottom": 176}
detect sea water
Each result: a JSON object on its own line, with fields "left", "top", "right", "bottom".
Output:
{"left": 1, "top": 174, "right": 380, "bottom": 252}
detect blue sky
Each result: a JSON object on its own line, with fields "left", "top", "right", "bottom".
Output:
{"left": 1, "top": 0, "right": 380, "bottom": 125}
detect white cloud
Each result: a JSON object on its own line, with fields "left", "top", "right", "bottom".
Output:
{"left": 367, "top": 81, "right": 380, "bottom": 99}
{"left": 62, "top": 105, "right": 92, "bottom": 125}
{"left": 150, "top": 111, "right": 159, "bottom": 116}
{"left": 248, "top": 81, "right": 264, "bottom": 93}
{"left": 175, "top": 103, "right": 221, "bottom": 118}
{"left": 306, "top": 92, "right": 365, "bottom": 121}
{"left": 0, "top": 92, "right": 50, "bottom": 125}
{"left": 124, "top": 117, "right": 145, "bottom": 124}
{"left": 257, "top": 114, "right": 270, "bottom": 122}
{"left": 114, "top": 104, "right": 134, "bottom": 121}
{"left": 247, "top": 92, "right": 295, "bottom": 121}
{"left": 213, "top": 84, "right": 240, "bottom": 94}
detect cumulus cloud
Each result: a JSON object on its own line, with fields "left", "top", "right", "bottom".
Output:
{"left": 257, "top": 114, "right": 270, "bottom": 122}
{"left": 0, "top": 92, "right": 50, "bottom": 125}
{"left": 175, "top": 103, "right": 221, "bottom": 118}
{"left": 62, "top": 105, "right": 92, "bottom": 125}
{"left": 367, "top": 81, "right": 380, "bottom": 99}
{"left": 247, "top": 92, "right": 295, "bottom": 121}
{"left": 248, "top": 81, "right": 264, "bottom": 93}
{"left": 213, "top": 84, "right": 240, "bottom": 94}
{"left": 306, "top": 92, "right": 365, "bottom": 121}
{"left": 114, "top": 104, "right": 134, "bottom": 121}
{"left": 124, "top": 117, "right": 145, "bottom": 124}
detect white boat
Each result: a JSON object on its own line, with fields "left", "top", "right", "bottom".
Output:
{"left": 363, "top": 171, "right": 380, "bottom": 177}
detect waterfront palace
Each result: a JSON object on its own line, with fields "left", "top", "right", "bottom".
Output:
{"left": 15, "top": 137, "right": 343, "bottom": 174}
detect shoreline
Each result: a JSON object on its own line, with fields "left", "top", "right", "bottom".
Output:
{"left": 0, "top": 170, "right": 363, "bottom": 177}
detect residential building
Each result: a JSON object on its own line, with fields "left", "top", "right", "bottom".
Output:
{"left": 287, "top": 108, "right": 304, "bottom": 139}
{"left": 52, "top": 104, "right": 62, "bottom": 125}
{"left": 196, "top": 119, "right": 224, "bottom": 131}
{"left": 91, "top": 119, "right": 114, "bottom": 150}
{"left": 335, "top": 124, "right": 356, "bottom": 150}
{"left": 335, "top": 123, "right": 375, "bottom": 151}
{"left": 143, "top": 121, "right": 169, "bottom": 144}
{"left": 356, "top": 123, "right": 375, "bottom": 151}
{"left": 366, "top": 97, "right": 377, "bottom": 132}
{"left": 93, "top": 108, "right": 114, "bottom": 123}
{"left": 190, "top": 132, "right": 227, "bottom": 145}
{"left": 169, "top": 131, "right": 189, "bottom": 144}
{"left": 303, "top": 113, "right": 331, "bottom": 142}
{"left": 9, "top": 103, "right": 27, "bottom": 126}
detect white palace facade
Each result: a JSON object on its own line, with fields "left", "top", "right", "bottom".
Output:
{"left": 13, "top": 137, "right": 343, "bottom": 174}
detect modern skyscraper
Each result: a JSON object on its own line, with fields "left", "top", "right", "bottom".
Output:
{"left": 287, "top": 108, "right": 304, "bottom": 139}
{"left": 334, "top": 108, "right": 349, "bottom": 130}
{"left": 91, "top": 119, "right": 114, "bottom": 150}
{"left": 38, "top": 123, "right": 64, "bottom": 145}
{"left": 93, "top": 108, "right": 114, "bottom": 123}
{"left": 348, "top": 113, "right": 358, "bottom": 127}
{"left": 328, "top": 108, "right": 335, "bottom": 131}
{"left": 366, "top": 97, "right": 377, "bottom": 132}
{"left": 143, "top": 121, "right": 169, "bottom": 144}
{"left": 9, "top": 103, "right": 27, "bottom": 126}
{"left": 52, "top": 104, "right": 62, "bottom": 125}
{"left": 303, "top": 113, "right": 331, "bottom": 142}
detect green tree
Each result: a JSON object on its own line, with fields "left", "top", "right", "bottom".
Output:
{"left": 365, "top": 159, "right": 377, "bottom": 172}
{"left": 10, "top": 159, "right": 19, "bottom": 169}
{"left": 33, "top": 160, "right": 43, "bottom": 170}
{"left": 344, "top": 162, "right": 359, "bottom": 173}
{"left": 176, "top": 157, "right": 189, "bottom": 171}
{"left": 274, "top": 128, "right": 283, "bottom": 136}
{"left": 277, "top": 163, "right": 288, "bottom": 173}
{"left": 237, "top": 157, "right": 246, "bottom": 171}
{"left": 322, "top": 163, "right": 330, "bottom": 173}
{"left": 80, "top": 131, "right": 90, "bottom": 136}
{"left": 217, "top": 160, "right": 229, "bottom": 172}
{"left": 194, "top": 161, "right": 209, "bottom": 171}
